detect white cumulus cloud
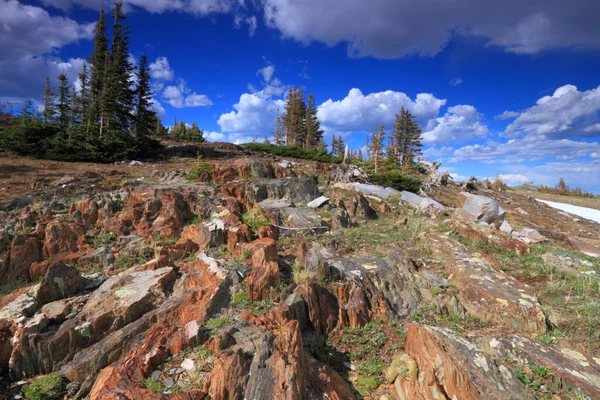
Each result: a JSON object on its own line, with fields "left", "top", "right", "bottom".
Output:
{"left": 149, "top": 57, "right": 175, "bottom": 81}
{"left": 422, "top": 105, "right": 488, "bottom": 145}
{"left": 162, "top": 79, "right": 212, "bottom": 108}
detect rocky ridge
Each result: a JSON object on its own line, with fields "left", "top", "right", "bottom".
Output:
{"left": 0, "top": 145, "right": 599, "bottom": 399}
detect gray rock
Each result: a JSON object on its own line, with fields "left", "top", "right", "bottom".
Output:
{"left": 79, "top": 247, "right": 114, "bottom": 269}
{"left": 41, "top": 300, "right": 71, "bottom": 322}
{"left": 513, "top": 228, "right": 546, "bottom": 244}
{"left": 283, "top": 292, "right": 310, "bottom": 331}
{"left": 499, "top": 220, "right": 513, "bottom": 234}
{"left": 280, "top": 208, "right": 329, "bottom": 232}
{"left": 334, "top": 182, "right": 400, "bottom": 199}
{"left": 400, "top": 191, "right": 446, "bottom": 214}
{"left": 257, "top": 199, "right": 292, "bottom": 209}
{"left": 455, "top": 192, "right": 505, "bottom": 224}
{"left": 0, "top": 294, "right": 38, "bottom": 321}
{"left": 422, "top": 270, "right": 450, "bottom": 288}
{"left": 165, "top": 377, "right": 174, "bottom": 389}
{"left": 307, "top": 196, "right": 329, "bottom": 208}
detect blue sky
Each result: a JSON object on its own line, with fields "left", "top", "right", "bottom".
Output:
{"left": 2, "top": 0, "right": 600, "bottom": 192}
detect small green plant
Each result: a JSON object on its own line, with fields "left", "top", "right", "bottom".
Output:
{"left": 86, "top": 232, "right": 117, "bottom": 249}
{"left": 356, "top": 375, "right": 380, "bottom": 396}
{"left": 357, "top": 356, "right": 386, "bottom": 374}
{"left": 114, "top": 246, "right": 155, "bottom": 269}
{"left": 292, "top": 263, "right": 316, "bottom": 284}
{"left": 242, "top": 249, "right": 252, "bottom": 260}
{"left": 186, "top": 155, "right": 213, "bottom": 181}
{"left": 241, "top": 206, "right": 271, "bottom": 233}
{"left": 22, "top": 374, "right": 64, "bottom": 400}
{"left": 230, "top": 284, "right": 252, "bottom": 308}
{"left": 0, "top": 276, "right": 29, "bottom": 295}
{"left": 205, "top": 316, "right": 233, "bottom": 330}
{"left": 144, "top": 378, "right": 163, "bottom": 392}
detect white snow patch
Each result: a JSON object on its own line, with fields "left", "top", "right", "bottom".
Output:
{"left": 537, "top": 199, "right": 600, "bottom": 224}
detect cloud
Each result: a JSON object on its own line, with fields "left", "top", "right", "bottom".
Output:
{"left": 162, "top": 79, "right": 212, "bottom": 108}
{"left": 41, "top": 0, "right": 237, "bottom": 15}
{"left": 449, "top": 78, "right": 463, "bottom": 86}
{"left": 151, "top": 98, "right": 167, "bottom": 119}
{"left": 317, "top": 88, "right": 446, "bottom": 134}
{"left": 206, "top": 131, "right": 227, "bottom": 142}
{"left": 450, "top": 137, "right": 600, "bottom": 164}
{"left": 495, "top": 110, "right": 520, "bottom": 120}
{"left": 257, "top": 65, "right": 275, "bottom": 83}
{"left": 217, "top": 92, "right": 285, "bottom": 137}
{"left": 504, "top": 84, "right": 600, "bottom": 139}
{"left": 263, "top": 0, "right": 600, "bottom": 58}
{"left": 422, "top": 105, "right": 488, "bottom": 145}
{"left": 149, "top": 57, "right": 175, "bottom": 81}
{"left": 491, "top": 174, "right": 531, "bottom": 184}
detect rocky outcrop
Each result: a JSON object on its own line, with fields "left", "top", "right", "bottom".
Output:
{"left": 3, "top": 234, "right": 41, "bottom": 282}
{"left": 32, "top": 262, "right": 84, "bottom": 305}
{"left": 396, "top": 324, "right": 532, "bottom": 400}
{"left": 221, "top": 176, "right": 321, "bottom": 208}
{"left": 245, "top": 238, "right": 281, "bottom": 301}
{"left": 479, "top": 335, "right": 600, "bottom": 398}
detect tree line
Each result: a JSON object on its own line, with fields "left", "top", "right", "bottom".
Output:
{"left": 0, "top": 3, "right": 163, "bottom": 162}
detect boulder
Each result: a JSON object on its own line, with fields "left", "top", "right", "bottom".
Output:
{"left": 499, "top": 220, "right": 513, "bottom": 234}
{"left": 41, "top": 299, "right": 71, "bottom": 322}
{"left": 454, "top": 192, "right": 505, "bottom": 225}
{"left": 0, "top": 294, "right": 37, "bottom": 322}
{"left": 396, "top": 324, "right": 532, "bottom": 400}
{"left": 400, "top": 191, "right": 446, "bottom": 214}
{"left": 43, "top": 221, "right": 85, "bottom": 258}
{"left": 78, "top": 246, "right": 114, "bottom": 269}
{"left": 568, "top": 237, "right": 600, "bottom": 258}
{"left": 33, "top": 262, "right": 84, "bottom": 305}
{"left": 222, "top": 176, "right": 321, "bottom": 208}
{"left": 512, "top": 228, "right": 546, "bottom": 244}
{"left": 279, "top": 208, "right": 329, "bottom": 232}
{"left": 333, "top": 182, "right": 399, "bottom": 199}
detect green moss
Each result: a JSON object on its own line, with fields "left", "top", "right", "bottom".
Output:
{"left": 23, "top": 374, "right": 64, "bottom": 400}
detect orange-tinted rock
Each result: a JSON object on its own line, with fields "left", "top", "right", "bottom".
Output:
{"left": 227, "top": 225, "right": 250, "bottom": 254}
{"left": 83, "top": 258, "right": 228, "bottom": 398}
{"left": 245, "top": 238, "right": 280, "bottom": 301}
{"left": 43, "top": 221, "right": 86, "bottom": 258}
{"left": 396, "top": 324, "right": 532, "bottom": 400}
{"left": 150, "top": 192, "right": 192, "bottom": 238}
{"left": 331, "top": 281, "right": 371, "bottom": 329}
{"left": 70, "top": 198, "right": 99, "bottom": 227}
{"left": 3, "top": 234, "right": 41, "bottom": 282}
{"left": 297, "top": 282, "right": 339, "bottom": 337}
{"left": 258, "top": 225, "right": 279, "bottom": 240}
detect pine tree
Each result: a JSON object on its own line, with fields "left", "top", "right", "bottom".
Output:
{"left": 331, "top": 135, "right": 338, "bottom": 156}
{"left": 317, "top": 139, "right": 326, "bottom": 153}
{"left": 18, "top": 100, "right": 35, "bottom": 123}
{"left": 305, "top": 93, "right": 323, "bottom": 149}
{"left": 134, "top": 54, "right": 155, "bottom": 138}
{"left": 398, "top": 108, "right": 422, "bottom": 168}
{"left": 188, "top": 122, "right": 205, "bottom": 142}
{"left": 69, "top": 87, "right": 79, "bottom": 126}
{"left": 88, "top": 8, "right": 109, "bottom": 133}
{"left": 368, "top": 123, "right": 385, "bottom": 172}
{"left": 57, "top": 73, "right": 72, "bottom": 127}
{"left": 392, "top": 109, "right": 404, "bottom": 165}
{"left": 282, "top": 87, "right": 306, "bottom": 147}
{"left": 78, "top": 63, "right": 91, "bottom": 125}
{"left": 42, "top": 76, "right": 56, "bottom": 124}
{"left": 105, "top": 2, "right": 135, "bottom": 132}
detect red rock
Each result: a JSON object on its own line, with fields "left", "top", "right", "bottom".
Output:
{"left": 331, "top": 281, "right": 371, "bottom": 329}
{"left": 151, "top": 192, "right": 192, "bottom": 238}
{"left": 297, "top": 282, "right": 339, "bottom": 337}
{"left": 227, "top": 225, "right": 250, "bottom": 254}
{"left": 70, "top": 198, "right": 99, "bottom": 227}
{"left": 258, "top": 225, "right": 279, "bottom": 240}
{"left": 245, "top": 238, "right": 280, "bottom": 301}
{"left": 43, "top": 221, "right": 86, "bottom": 258}
{"left": 3, "top": 234, "right": 41, "bottom": 282}
{"left": 452, "top": 221, "right": 529, "bottom": 255}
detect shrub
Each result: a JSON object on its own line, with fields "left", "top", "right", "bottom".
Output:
{"left": 241, "top": 206, "right": 271, "bottom": 233}
{"left": 22, "top": 374, "right": 64, "bottom": 400}
{"left": 370, "top": 171, "right": 421, "bottom": 193}
{"left": 186, "top": 155, "right": 213, "bottom": 181}
{"left": 242, "top": 143, "right": 342, "bottom": 163}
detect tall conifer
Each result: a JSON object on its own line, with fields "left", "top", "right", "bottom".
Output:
{"left": 42, "top": 76, "right": 56, "bottom": 124}
{"left": 88, "top": 8, "right": 109, "bottom": 133}
{"left": 305, "top": 93, "right": 323, "bottom": 149}
{"left": 134, "top": 54, "right": 155, "bottom": 137}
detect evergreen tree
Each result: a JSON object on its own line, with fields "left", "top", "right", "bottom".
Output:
{"left": 18, "top": 100, "right": 35, "bottom": 122}
{"left": 317, "top": 139, "right": 326, "bottom": 153}
{"left": 78, "top": 63, "right": 91, "bottom": 125}
{"left": 42, "top": 76, "right": 56, "bottom": 124}
{"left": 188, "top": 121, "right": 205, "bottom": 142}
{"left": 368, "top": 123, "right": 385, "bottom": 172}
{"left": 282, "top": 87, "right": 306, "bottom": 147}
{"left": 305, "top": 93, "right": 323, "bottom": 149}
{"left": 88, "top": 8, "right": 109, "bottom": 133}
{"left": 155, "top": 116, "right": 168, "bottom": 137}
{"left": 57, "top": 73, "right": 72, "bottom": 127}
{"left": 105, "top": 2, "right": 135, "bottom": 132}
{"left": 399, "top": 108, "right": 422, "bottom": 168}
{"left": 134, "top": 54, "right": 155, "bottom": 138}
{"left": 69, "top": 87, "right": 79, "bottom": 126}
